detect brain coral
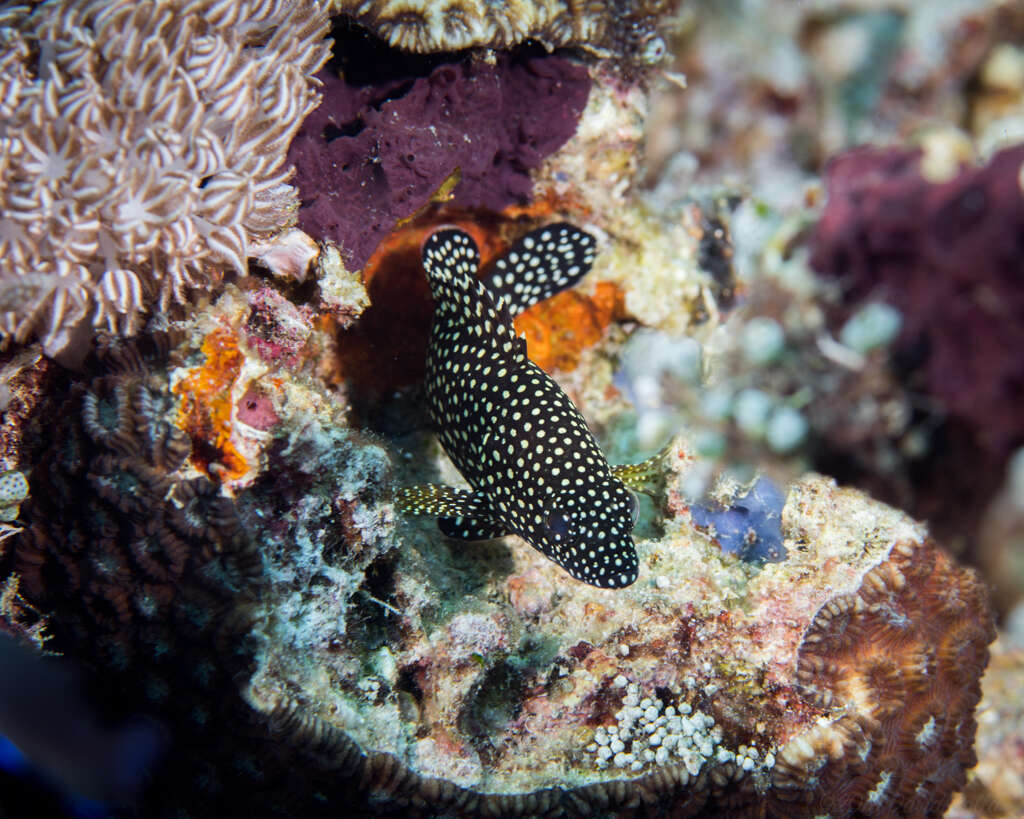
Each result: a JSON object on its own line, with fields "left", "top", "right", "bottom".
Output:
{"left": 0, "top": 0, "right": 331, "bottom": 356}
{"left": 331, "top": 0, "right": 671, "bottom": 55}
{"left": 0, "top": 332, "right": 275, "bottom": 815}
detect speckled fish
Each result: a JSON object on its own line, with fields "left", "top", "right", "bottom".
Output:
{"left": 398, "top": 223, "right": 660, "bottom": 589}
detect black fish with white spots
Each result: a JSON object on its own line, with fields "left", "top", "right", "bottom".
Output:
{"left": 398, "top": 223, "right": 660, "bottom": 589}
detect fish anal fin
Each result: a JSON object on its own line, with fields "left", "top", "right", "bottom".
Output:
{"left": 438, "top": 514, "right": 510, "bottom": 541}
{"left": 396, "top": 484, "right": 477, "bottom": 517}
{"left": 396, "top": 485, "right": 509, "bottom": 540}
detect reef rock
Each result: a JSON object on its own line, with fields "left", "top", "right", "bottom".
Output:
{"left": 243, "top": 443, "right": 995, "bottom": 816}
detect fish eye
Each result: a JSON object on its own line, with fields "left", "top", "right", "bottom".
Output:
{"left": 544, "top": 511, "right": 572, "bottom": 541}
{"left": 627, "top": 492, "right": 639, "bottom": 526}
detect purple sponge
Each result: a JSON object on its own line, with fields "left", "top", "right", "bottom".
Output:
{"left": 288, "top": 52, "right": 591, "bottom": 270}
{"left": 811, "top": 144, "right": 1024, "bottom": 457}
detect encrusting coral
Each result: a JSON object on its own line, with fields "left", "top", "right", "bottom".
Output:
{"left": 0, "top": 0, "right": 331, "bottom": 356}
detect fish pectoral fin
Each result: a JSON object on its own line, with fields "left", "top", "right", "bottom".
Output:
{"left": 396, "top": 485, "right": 508, "bottom": 541}
{"left": 611, "top": 440, "right": 675, "bottom": 498}
{"left": 437, "top": 513, "right": 510, "bottom": 541}
{"left": 395, "top": 484, "right": 477, "bottom": 517}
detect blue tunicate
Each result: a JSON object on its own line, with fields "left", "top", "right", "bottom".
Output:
{"left": 741, "top": 317, "right": 786, "bottom": 365}
{"left": 733, "top": 389, "right": 773, "bottom": 438}
{"left": 690, "top": 477, "right": 787, "bottom": 563}
{"left": 840, "top": 301, "right": 902, "bottom": 353}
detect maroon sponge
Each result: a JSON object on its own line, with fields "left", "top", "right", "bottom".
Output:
{"left": 811, "top": 143, "right": 1024, "bottom": 456}
{"left": 287, "top": 52, "right": 591, "bottom": 270}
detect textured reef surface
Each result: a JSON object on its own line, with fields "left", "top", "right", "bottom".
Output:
{"left": 247, "top": 440, "right": 994, "bottom": 815}
{"left": 329, "top": 0, "right": 672, "bottom": 55}
{"left": 0, "top": 0, "right": 1016, "bottom": 817}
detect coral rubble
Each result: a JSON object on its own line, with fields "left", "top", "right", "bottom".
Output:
{"left": 0, "top": 0, "right": 331, "bottom": 356}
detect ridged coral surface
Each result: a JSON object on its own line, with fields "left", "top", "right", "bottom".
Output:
{"left": 781, "top": 539, "right": 993, "bottom": 815}
{"left": 0, "top": 0, "right": 330, "bottom": 355}
{"left": 331, "top": 0, "right": 670, "bottom": 54}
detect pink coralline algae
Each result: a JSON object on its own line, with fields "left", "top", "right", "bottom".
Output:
{"left": 287, "top": 51, "right": 591, "bottom": 269}
{"left": 236, "top": 388, "right": 280, "bottom": 432}
{"left": 810, "top": 143, "right": 1024, "bottom": 458}
{"left": 245, "top": 287, "right": 314, "bottom": 367}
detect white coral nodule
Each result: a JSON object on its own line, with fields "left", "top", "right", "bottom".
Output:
{"left": 0, "top": 0, "right": 332, "bottom": 356}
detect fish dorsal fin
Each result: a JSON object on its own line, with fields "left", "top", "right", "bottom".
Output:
{"left": 482, "top": 223, "right": 597, "bottom": 317}
{"left": 422, "top": 228, "right": 519, "bottom": 359}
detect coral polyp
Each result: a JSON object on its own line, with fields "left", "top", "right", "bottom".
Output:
{"left": 0, "top": 0, "right": 331, "bottom": 355}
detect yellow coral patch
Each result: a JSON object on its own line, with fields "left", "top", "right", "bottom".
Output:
{"left": 174, "top": 329, "right": 247, "bottom": 482}
{"left": 514, "top": 281, "right": 625, "bottom": 373}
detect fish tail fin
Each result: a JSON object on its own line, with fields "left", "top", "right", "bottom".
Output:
{"left": 421, "top": 228, "right": 481, "bottom": 305}
{"left": 482, "top": 223, "right": 597, "bottom": 316}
